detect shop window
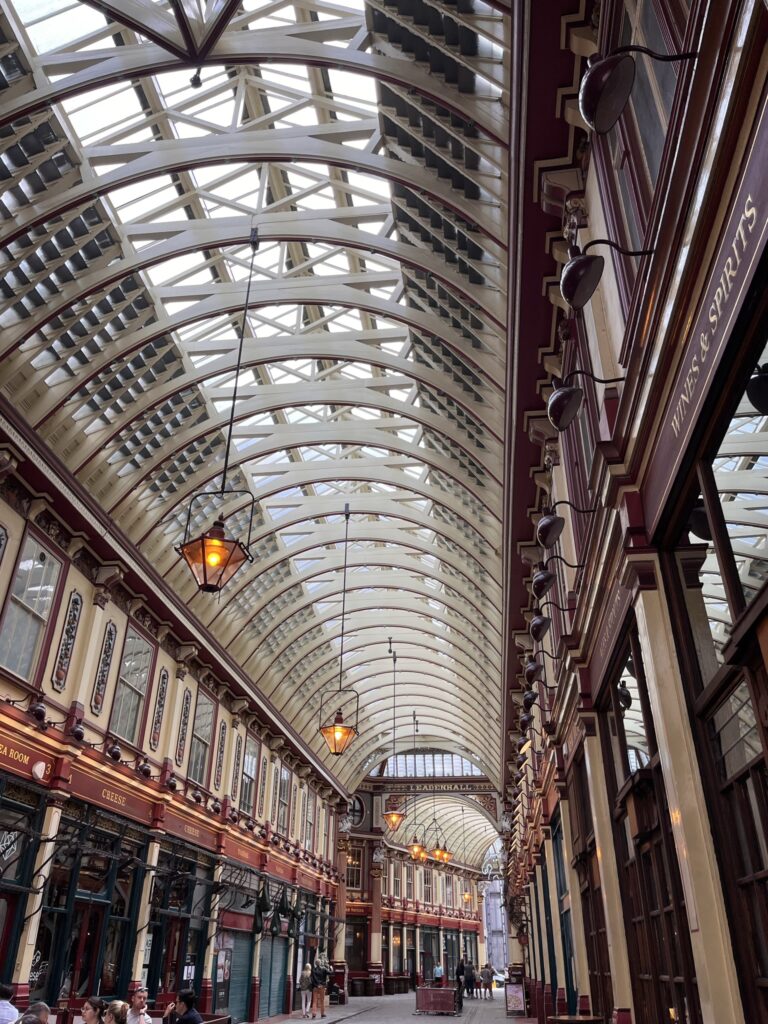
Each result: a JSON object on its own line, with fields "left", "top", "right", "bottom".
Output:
{"left": 32, "top": 814, "right": 145, "bottom": 1004}
{"left": 0, "top": 534, "right": 62, "bottom": 682}
{"left": 277, "top": 764, "right": 290, "bottom": 835}
{"left": 673, "top": 340, "right": 768, "bottom": 685}
{"left": 304, "top": 791, "right": 315, "bottom": 851}
{"left": 239, "top": 735, "right": 259, "bottom": 814}
{"left": 391, "top": 927, "right": 402, "bottom": 973}
{"left": 602, "top": 634, "right": 655, "bottom": 790}
{"left": 110, "top": 627, "right": 153, "bottom": 746}
{"left": 188, "top": 690, "right": 215, "bottom": 786}
{"left": 710, "top": 679, "right": 763, "bottom": 780}
{"left": 595, "top": 0, "right": 686, "bottom": 304}
{"left": 346, "top": 846, "right": 362, "bottom": 890}
{"left": 423, "top": 868, "right": 432, "bottom": 904}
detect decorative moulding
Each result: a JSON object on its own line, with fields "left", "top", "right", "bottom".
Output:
{"left": 91, "top": 620, "right": 118, "bottom": 715}
{"left": 149, "top": 667, "right": 169, "bottom": 751}
{"left": 52, "top": 589, "right": 83, "bottom": 692}
{"left": 175, "top": 687, "right": 192, "bottom": 766}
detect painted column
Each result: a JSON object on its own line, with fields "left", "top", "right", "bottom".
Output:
{"left": 559, "top": 799, "right": 592, "bottom": 1013}
{"left": 633, "top": 565, "right": 746, "bottom": 1024}
{"left": 534, "top": 862, "right": 553, "bottom": 1022}
{"left": 369, "top": 855, "right": 383, "bottom": 994}
{"left": 414, "top": 923, "right": 422, "bottom": 984}
{"left": 582, "top": 724, "right": 634, "bottom": 1022}
{"left": 476, "top": 895, "right": 487, "bottom": 968}
{"left": 544, "top": 841, "right": 567, "bottom": 1013}
{"left": 333, "top": 810, "right": 349, "bottom": 1003}
{"left": 401, "top": 921, "right": 407, "bottom": 981}
{"left": 12, "top": 799, "right": 65, "bottom": 1008}
{"left": 128, "top": 836, "right": 161, "bottom": 992}
{"left": 199, "top": 859, "right": 225, "bottom": 1012}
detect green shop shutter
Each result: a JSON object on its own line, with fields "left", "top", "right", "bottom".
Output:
{"left": 258, "top": 934, "right": 288, "bottom": 1018}
{"left": 229, "top": 932, "right": 253, "bottom": 1023}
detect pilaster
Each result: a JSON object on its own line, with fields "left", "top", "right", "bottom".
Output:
{"left": 632, "top": 563, "right": 746, "bottom": 1024}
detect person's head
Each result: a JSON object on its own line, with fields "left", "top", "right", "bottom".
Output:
{"left": 0, "top": 985, "right": 14, "bottom": 1002}
{"left": 175, "top": 991, "right": 196, "bottom": 1015}
{"left": 21, "top": 1014, "right": 43, "bottom": 1024}
{"left": 302, "top": 964, "right": 311, "bottom": 974}
{"left": 130, "top": 991, "right": 147, "bottom": 1013}
{"left": 27, "top": 1003, "right": 51, "bottom": 1024}
{"left": 105, "top": 1002, "right": 127, "bottom": 1024}
{"left": 83, "top": 998, "right": 106, "bottom": 1024}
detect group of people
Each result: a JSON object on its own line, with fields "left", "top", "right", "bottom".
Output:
{"left": 0, "top": 985, "right": 203, "bottom": 1024}
{"left": 455, "top": 961, "right": 495, "bottom": 999}
{"left": 298, "top": 954, "right": 332, "bottom": 1020}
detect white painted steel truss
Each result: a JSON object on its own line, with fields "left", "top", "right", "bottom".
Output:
{"left": 0, "top": 0, "right": 511, "bottom": 824}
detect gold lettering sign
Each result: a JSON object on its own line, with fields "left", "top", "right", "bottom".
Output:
{"left": 671, "top": 194, "right": 758, "bottom": 440}
{"left": 100, "top": 786, "right": 128, "bottom": 808}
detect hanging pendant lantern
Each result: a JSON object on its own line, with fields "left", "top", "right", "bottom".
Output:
{"left": 319, "top": 504, "right": 359, "bottom": 755}
{"left": 383, "top": 640, "right": 406, "bottom": 830}
{"left": 177, "top": 229, "right": 261, "bottom": 593}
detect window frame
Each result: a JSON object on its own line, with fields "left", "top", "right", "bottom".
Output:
{"left": 186, "top": 684, "right": 217, "bottom": 788}
{"left": 0, "top": 527, "right": 65, "bottom": 688}
{"left": 346, "top": 845, "right": 363, "bottom": 890}
{"left": 239, "top": 733, "right": 260, "bottom": 815}
{"left": 276, "top": 764, "right": 291, "bottom": 835}
{"left": 304, "top": 789, "right": 316, "bottom": 852}
{"left": 107, "top": 622, "right": 156, "bottom": 749}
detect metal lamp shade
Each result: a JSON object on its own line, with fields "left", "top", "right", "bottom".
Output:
{"left": 560, "top": 252, "right": 605, "bottom": 309}
{"left": 747, "top": 364, "right": 768, "bottom": 415}
{"left": 547, "top": 384, "right": 585, "bottom": 431}
{"left": 530, "top": 613, "right": 551, "bottom": 642}
{"left": 536, "top": 512, "right": 565, "bottom": 549}
{"left": 522, "top": 690, "right": 538, "bottom": 711}
{"left": 524, "top": 659, "right": 543, "bottom": 684}
{"left": 179, "top": 519, "right": 250, "bottom": 593}
{"left": 579, "top": 51, "right": 636, "bottom": 133}
{"left": 442, "top": 848, "right": 453, "bottom": 863}
{"left": 408, "top": 836, "right": 423, "bottom": 859}
{"left": 687, "top": 503, "right": 712, "bottom": 542}
{"left": 519, "top": 712, "right": 534, "bottom": 731}
{"left": 531, "top": 568, "right": 556, "bottom": 599}
{"left": 319, "top": 709, "right": 358, "bottom": 755}
{"left": 383, "top": 809, "right": 406, "bottom": 830}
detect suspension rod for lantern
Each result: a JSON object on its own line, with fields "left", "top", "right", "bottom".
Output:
{"left": 337, "top": 503, "right": 351, "bottom": 691}
{"left": 221, "top": 227, "right": 259, "bottom": 495}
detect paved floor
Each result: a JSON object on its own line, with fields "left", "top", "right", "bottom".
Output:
{"left": 278, "top": 991, "right": 535, "bottom": 1024}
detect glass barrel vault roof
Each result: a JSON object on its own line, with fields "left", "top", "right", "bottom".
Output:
{"left": 0, "top": 0, "right": 511, "bottom": 800}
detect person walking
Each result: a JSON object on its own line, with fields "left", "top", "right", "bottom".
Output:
{"left": 464, "top": 962, "right": 475, "bottom": 999}
{"left": 480, "top": 964, "right": 493, "bottom": 999}
{"left": 299, "top": 963, "right": 314, "bottom": 1019}
{"left": 311, "top": 954, "right": 330, "bottom": 1019}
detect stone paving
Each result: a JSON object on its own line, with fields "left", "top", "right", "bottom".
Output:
{"left": 274, "top": 990, "right": 535, "bottom": 1024}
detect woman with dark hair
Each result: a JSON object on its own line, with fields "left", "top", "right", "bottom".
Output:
{"left": 82, "top": 997, "right": 107, "bottom": 1024}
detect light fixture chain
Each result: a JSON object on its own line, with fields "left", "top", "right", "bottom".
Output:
{"left": 221, "top": 228, "right": 259, "bottom": 494}
{"left": 337, "top": 504, "right": 351, "bottom": 691}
